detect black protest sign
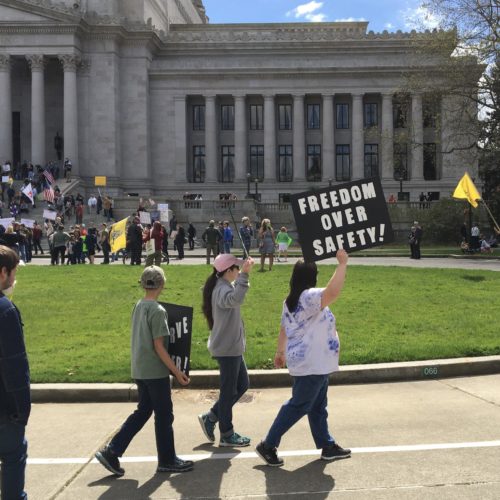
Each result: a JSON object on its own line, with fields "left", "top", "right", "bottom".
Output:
{"left": 290, "top": 177, "right": 394, "bottom": 262}
{"left": 159, "top": 302, "right": 193, "bottom": 376}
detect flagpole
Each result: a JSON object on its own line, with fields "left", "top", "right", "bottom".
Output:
{"left": 480, "top": 200, "right": 500, "bottom": 233}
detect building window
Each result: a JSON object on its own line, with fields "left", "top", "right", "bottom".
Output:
{"left": 423, "top": 99, "right": 438, "bottom": 128}
{"left": 336, "top": 103, "right": 349, "bottom": 129}
{"left": 278, "top": 145, "right": 293, "bottom": 182}
{"left": 279, "top": 193, "right": 291, "bottom": 203}
{"left": 279, "top": 104, "right": 292, "bottom": 130}
{"left": 249, "top": 145, "right": 264, "bottom": 181}
{"left": 393, "top": 101, "right": 408, "bottom": 128}
{"left": 221, "top": 105, "right": 234, "bottom": 130}
{"left": 364, "top": 103, "right": 378, "bottom": 127}
{"left": 307, "top": 144, "right": 322, "bottom": 181}
{"left": 336, "top": 144, "right": 350, "bottom": 181}
{"left": 364, "top": 144, "right": 378, "bottom": 178}
{"left": 249, "top": 104, "right": 263, "bottom": 130}
{"left": 193, "top": 105, "right": 205, "bottom": 131}
{"left": 220, "top": 145, "right": 234, "bottom": 182}
{"left": 393, "top": 143, "right": 408, "bottom": 180}
{"left": 192, "top": 145, "right": 205, "bottom": 183}
{"left": 424, "top": 143, "right": 437, "bottom": 180}
{"left": 307, "top": 104, "right": 320, "bottom": 129}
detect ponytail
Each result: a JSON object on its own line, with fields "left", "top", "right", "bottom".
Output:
{"left": 202, "top": 269, "right": 219, "bottom": 329}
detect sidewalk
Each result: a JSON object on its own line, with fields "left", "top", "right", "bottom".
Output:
{"left": 25, "top": 252, "right": 500, "bottom": 271}
{"left": 27, "top": 374, "right": 500, "bottom": 499}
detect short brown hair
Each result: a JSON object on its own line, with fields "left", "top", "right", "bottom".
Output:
{"left": 0, "top": 245, "right": 20, "bottom": 274}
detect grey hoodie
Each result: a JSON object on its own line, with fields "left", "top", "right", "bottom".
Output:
{"left": 207, "top": 272, "right": 249, "bottom": 357}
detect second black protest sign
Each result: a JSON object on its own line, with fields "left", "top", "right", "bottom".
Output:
{"left": 159, "top": 302, "right": 193, "bottom": 376}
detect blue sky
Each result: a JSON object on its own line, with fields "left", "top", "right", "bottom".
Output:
{"left": 202, "top": 0, "right": 440, "bottom": 32}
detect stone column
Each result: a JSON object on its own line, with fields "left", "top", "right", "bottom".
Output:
{"left": 59, "top": 55, "right": 80, "bottom": 175}
{"left": 351, "top": 93, "right": 364, "bottom": 179}
{"left": 173, "top": 95, "right": 187, "bottom": 183}
{"left": 381, "top": 93, "right": 394, "bottom": 180}
{"left": 26, "top": 55, "right": 46, "bottom": 166}
{"left": 411, "top": 93, "right": 424, "bottom": 180}
{"left": 0, "top": 55, "right": 12, "bottom": 164}
{"left": 234, "top": 94, "right": 247, "bottom": 182}
{"left": 204, "top": 94, "right": 218, "bottom": 183}
{"left": 263, "top": 94, "right": 276, "bottom": 181}
{"left": 322, "top": 94, "right": 334, "bottom": 182}
{"left": 293, "top": 94, "right": 305, "bottom": 181}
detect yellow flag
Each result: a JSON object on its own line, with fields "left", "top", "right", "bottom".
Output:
{"left": 110, "top": 217, "right": 128, "bottom": 253}
{"left": 453, "top": 173, "right": 481, "bottom": 208}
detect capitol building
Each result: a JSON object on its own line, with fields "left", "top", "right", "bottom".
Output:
{"left": 0, "top": 0, "right": 479, "bottom": 202}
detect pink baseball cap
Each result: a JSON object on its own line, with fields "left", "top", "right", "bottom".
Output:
{"left": 213, "top": 254, "right": 245, "bottom": 273}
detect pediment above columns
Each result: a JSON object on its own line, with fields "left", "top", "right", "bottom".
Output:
{"left": 0, "top": 0, "right": 81, "bottom": 24}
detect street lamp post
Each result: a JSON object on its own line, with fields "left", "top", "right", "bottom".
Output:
{"left": 396, "top": 167, "right": 406, "bottom": 201}
{"left": 246, "top": 172, "right": 251, "bottom": 196}
{"left": 254, "top": 178, "right": 259, "bottom": 200}
{"left": 328, "top": 178, "right": 332, "bottom": 187}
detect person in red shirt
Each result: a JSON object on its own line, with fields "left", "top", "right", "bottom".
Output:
{"left": 32, "top": 222, "right": 44, "bottom": 255}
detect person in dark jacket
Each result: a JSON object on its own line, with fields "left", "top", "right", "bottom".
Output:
{"left": 0, "top": 245, "right": 30, "bottom": 500}
{"left": 202, "top": 220, "right": 221, "bottom": 265}
{"left": 187, "top": 223, "right": 196, "bottom": 250}
{"left": 174, "top": 224, "right": 186, "bottom": 260}
{"left": 127, "top": 217, "right": 143, "bottom": 265}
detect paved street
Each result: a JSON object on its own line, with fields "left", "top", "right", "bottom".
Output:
{"left": 26, "top": 374, "right": 500, "bottom": 499}
{"left": 24, "top": 253, "right": 500, "bottom": 272}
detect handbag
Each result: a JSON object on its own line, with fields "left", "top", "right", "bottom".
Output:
{"left": 145, "top": 233, "right": 155, "bottom": 256}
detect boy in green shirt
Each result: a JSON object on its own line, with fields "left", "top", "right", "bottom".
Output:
{"left": 276, "top": 227, "right": 292, "bottom": 262}
{"left": 95, "top": 266, "right": 193, "bottom": 475}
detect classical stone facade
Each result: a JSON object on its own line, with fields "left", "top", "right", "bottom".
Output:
{"left": 0, "top": 0, "right": 479, "bottom": 202}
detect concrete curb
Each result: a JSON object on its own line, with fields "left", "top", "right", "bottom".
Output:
{"left": 31, "top": 355, "right": 500, "bottom": 403}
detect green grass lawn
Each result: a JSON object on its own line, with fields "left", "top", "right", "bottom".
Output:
{"left": 13, "top": 263, "right": 500, "bottom": 383}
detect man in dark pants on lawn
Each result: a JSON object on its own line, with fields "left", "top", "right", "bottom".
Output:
{"left": 127, "top": 217, "right": 143, "bottom": 265}
{"left": 413, "top": 221, "right": 423, "bottom": 259}
{"left": 202, "top": 220, "right": 221, "bottom": 265}
{"left": 0, "top": 245, "right": 30, "bottom": 500}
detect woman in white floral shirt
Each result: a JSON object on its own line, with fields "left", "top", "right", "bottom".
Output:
{"left": 256, "top": 249, "right": 351, "bottom": 466}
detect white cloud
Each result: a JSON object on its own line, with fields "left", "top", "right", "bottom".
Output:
{"left": 384, "top": 22, "right": 394, "bottom": 29}
{"left": 306, "top": 13, "right": 327, "bottom": 22}
{"left": 286, "top": 1, "right": 326, "bottom": 22}
{"left": 334, "top": 17, "right": 366, "bottom": 22}
{"left": 403, "top": 6, "right": 441, "bottom": 30}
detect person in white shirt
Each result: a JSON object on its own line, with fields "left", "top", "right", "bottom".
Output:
{"left": 88, "top": 195, "right": 97, "bottom": 215}
{"left": 256, "top": 250, "right": 351, "bottom": 467}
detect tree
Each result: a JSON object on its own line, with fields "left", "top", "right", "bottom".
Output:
{"left": 404, "top": 0, "right": 499, "bottom": 221}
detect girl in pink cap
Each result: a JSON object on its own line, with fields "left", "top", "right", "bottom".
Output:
{"left": 199, "top": 253, "right": 255, "bottom": 447}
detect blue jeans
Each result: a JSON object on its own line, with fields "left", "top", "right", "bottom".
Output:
{"left": 223, "top": 242, "right": 231, "bottom": 254}
{"left": 0, "top": 421, "right": 28, "bottom": 500}
{"left": 109, "top": 377, "right": 176, "bottom": 465}
{"left": 265, "top": 374, "right": 334, "bottom": 449}
{"left": 209, "top": 356, "right": 249, "bottom": 437}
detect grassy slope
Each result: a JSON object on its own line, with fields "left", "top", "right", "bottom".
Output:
{"left": 13, "top": 264, "right": 500, "bottom": 382}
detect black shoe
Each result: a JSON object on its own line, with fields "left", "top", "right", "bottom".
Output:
{"left": 321, "top": 443, "right": 351, "bottom": 461}
{"left": 95, "top": 446, "right": 124, "bottom": 476}
{"left": 256, "top": 441, "right": 284, "bottom": 467}
{"left": 157, "top": 457, "right": 194, "bottom": 473}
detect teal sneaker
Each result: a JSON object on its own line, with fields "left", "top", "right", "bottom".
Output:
{"left": 198, "top": 413, "right": 216, "bottom": 442}
{"left": 219, "top": 432, "right": 251, "bottom": 447}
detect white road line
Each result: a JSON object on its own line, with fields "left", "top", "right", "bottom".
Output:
{"left": 27, "top": 440, "right": 500, "bottom": 465}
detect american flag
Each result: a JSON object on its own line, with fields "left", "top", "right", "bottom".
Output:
{"left": 42, "top": 169, "right": 55, "bottom": 185}
{"left": 44, "top": 186, "right": 55, "bottom": 203}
